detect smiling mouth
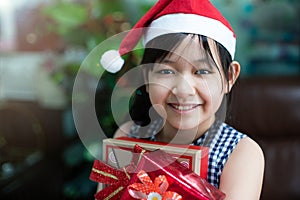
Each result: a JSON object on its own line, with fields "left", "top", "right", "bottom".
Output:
{"left": 168, "top": 103, "right": 200, "bottom": 111}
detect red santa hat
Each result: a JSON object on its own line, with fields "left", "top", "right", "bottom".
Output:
{"left": 101, "top": 0, "right": 236, "bottom": 73}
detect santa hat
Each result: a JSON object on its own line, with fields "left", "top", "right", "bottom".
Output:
{"left": 101, "top": 0, "right": 236, "bottom": 73}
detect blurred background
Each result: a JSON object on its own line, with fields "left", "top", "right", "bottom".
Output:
{"left": 0, "top": 0, "right": 299, "bottom": 199}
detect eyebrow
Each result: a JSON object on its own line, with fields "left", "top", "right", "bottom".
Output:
{"left": 161, "top": 56, "right": 207, "bottom": 63}
{"left": 194, "top": 58, "right": 215, "bottom": 69}
{"left": 160, "top": 57, "right": 215, "bottom": 69}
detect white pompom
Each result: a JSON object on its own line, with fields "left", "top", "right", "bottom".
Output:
{"left": 100, "top": 50, "right": 124, "bottom": 73}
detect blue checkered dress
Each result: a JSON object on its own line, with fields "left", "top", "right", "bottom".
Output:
{"left": 192, "top": 121, "right": 247, "bottom": 188}
{"left": 129, "top": 119, "right": 247, "bottom": 188}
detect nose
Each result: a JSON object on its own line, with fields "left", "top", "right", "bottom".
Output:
{"left": 171, "top": 75, "right": 196, "bottom": 98}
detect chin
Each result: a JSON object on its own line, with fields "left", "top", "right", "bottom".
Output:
{"left": 169, "top": 121, "right": 201, "bottom": 131}
{"left": 168, "top": 116, "right": 213, "bottom": 132}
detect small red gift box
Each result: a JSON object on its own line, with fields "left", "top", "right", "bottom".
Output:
{"left": 103, "top": 137, "right": 209, "bottom": 178}
{"left": 120, "top": 147, "right": 226, "bottom": 200}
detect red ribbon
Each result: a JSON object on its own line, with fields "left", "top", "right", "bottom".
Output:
{"left": 89, "top": 145, "right": 147, "bottom": 200}
{"left": 90, "top": 160, "right": 132, "bottom": 200}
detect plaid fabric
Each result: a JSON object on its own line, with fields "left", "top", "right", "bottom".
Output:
{"left": 193, "top": 121, "right": 247, "bottom": 188}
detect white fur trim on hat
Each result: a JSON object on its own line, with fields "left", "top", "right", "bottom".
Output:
{"left": 143, "top": 13, "right": 236, "bottom": 59}
{"left": 100, "top": 50, "right": 125, "bottom": 73}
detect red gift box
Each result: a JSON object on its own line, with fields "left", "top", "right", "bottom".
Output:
{"left": 120, "top": 146, "right": 226, "bottom": 200}
{"left": 90, "top": 145, "right": 225, "bottom": 200}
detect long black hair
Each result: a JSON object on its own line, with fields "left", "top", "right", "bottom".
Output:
{"left": 129, "top": 33, "right": 234, "bottom": 127}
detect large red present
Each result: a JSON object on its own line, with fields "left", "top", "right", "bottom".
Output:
{"left": 119, "top": 145, "right": 226, "bottom": 200}
{"left": 90, "top": 145, "right": 225, "bottom": 200}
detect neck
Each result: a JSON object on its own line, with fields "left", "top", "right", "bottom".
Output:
{"left": 156, "top": 117, "right": 215, "bottom": 144}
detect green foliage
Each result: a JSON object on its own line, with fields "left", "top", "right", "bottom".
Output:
{"left": 43, "top": 3, "right": 88, "bottom": 35}
{"left": 41, "top": 0, "right": 155, "bottom": 137}
{"left": 43, "top": 3, "right": 99, "bottom": 49}
{"left": 41, "top": 0, "right": 155, "bottom": 51}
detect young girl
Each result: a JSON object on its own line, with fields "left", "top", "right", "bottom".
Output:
{"left": 100, "top": 0, "right": 264, "bottom": 199}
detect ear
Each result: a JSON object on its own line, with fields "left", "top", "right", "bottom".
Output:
{"left": 226, "top": 61, "right": 240, "bottom": 93}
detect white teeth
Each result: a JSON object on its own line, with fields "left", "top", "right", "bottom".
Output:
{"left": 173, "top": 105, "right": 195, "bottom": 111}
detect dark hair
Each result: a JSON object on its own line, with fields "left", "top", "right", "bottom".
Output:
{"left": 129, "top": 33, "right": 234, "bottom": 126}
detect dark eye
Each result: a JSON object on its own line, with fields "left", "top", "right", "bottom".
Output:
{"left": 195, "top": 69, "right": 211, "bottom": 75}
{"left": 158, "top": 69, "right": 175, "bottom": 74}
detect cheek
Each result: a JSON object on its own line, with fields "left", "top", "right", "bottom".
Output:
{"left": 148, "top": 84, "right": 168, "bottom": 104}
{"left": 148, "top": 84, "right": 169, "bottom": 117}
{"left": 200, "top": 77, "right": 224, "bottom": 106}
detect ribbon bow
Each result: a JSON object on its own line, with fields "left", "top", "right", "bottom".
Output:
{"left": 89, "top": 160, "right": 132, "bottom": 200}
{"left": 128, "top": 170, "right": 182, "bottom": 200}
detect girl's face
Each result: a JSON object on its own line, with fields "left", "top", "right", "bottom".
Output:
{"left": 145, "top": 35, "right": 228, "bottom": 135}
